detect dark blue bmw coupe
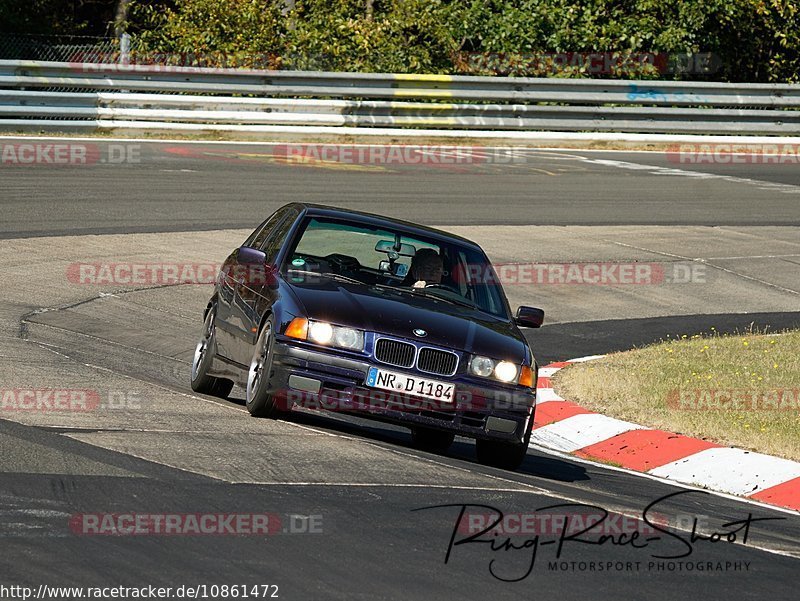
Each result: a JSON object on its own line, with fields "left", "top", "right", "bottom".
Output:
{"left": 191, "top": 203, "right": 544, "bottom": 469}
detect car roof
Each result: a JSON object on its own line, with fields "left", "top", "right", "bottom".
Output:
{"left": 284, "top": 203, "right": 483, "bottom": 250}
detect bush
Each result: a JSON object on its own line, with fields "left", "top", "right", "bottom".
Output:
{"left": 130, "top": 0, "right": 286, "bottom": 68}
{"left": 125, "top": 0, "right": 800, "bottom": 82}
{"left": 280, "top": 0, "right": 456, "bottom": 72}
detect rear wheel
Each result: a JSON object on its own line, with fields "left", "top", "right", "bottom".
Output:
{"left": 410, "top": 427, "right": 455, "bottom": 453}
{"left": 190, "top": 307, "right": 234, "bottom": 398}
{"left": 246, "top": 317, "right": 281, "bottom": 418}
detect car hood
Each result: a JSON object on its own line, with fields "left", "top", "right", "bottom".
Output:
{"left": 284, "top": 277, "right": 530, "bottom": 362}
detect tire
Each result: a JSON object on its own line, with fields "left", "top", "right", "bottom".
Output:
{"left": 475, "top": 417, "right": 533, "bottom": 471}
{"left": 190, "top": 306, "right": 234, "bottom": 399}
{"left": 246, "top": 316, "right": 280, "bottom": 418}
{"left": 410, "top": 427, "right": 455, "bottom": 452}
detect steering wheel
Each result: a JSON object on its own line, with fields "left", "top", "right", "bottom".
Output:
{"left": 424, "top": 282, "right": 462, "bottom": 295}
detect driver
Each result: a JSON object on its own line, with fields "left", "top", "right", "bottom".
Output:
{"left": 406, "top": 248, "right": 443, "bottom": 288}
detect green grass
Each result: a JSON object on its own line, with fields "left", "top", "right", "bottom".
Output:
{"left": 552, "top": 328, "right": 800, "bottom": 461}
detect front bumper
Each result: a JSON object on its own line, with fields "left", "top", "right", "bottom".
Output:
{"left": 268, "top": 340, "right": 536, "bottom": 443}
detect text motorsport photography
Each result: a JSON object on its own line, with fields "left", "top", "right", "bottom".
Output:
{"left": 415, "top": 491, "right": 781, "bottom": 581}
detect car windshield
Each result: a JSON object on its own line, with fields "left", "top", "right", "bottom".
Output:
{"left": 283, "top": 216, "right": 510, "bottom": 318}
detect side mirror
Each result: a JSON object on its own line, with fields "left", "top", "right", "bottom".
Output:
{"left": 516, "top": 306, "right": 544, "bottom": 328}
{"left": 237, "top": 246, "right": 267, "bottom": 264}
{"left": 234, "top": 247, "right": 278, "bottom": 288}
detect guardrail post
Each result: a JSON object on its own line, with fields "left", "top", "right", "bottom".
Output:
{"left": 120, "top": 33, "right": 131, "bottom": 66}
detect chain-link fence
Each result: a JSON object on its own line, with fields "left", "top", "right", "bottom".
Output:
{"left": 0, "top": 32, "right": 279, "bottom": 68}
{"left": 0, "top": 33, "right": 127, "bottom": 103}
{"left": 0, "top": 32, "right": 122, "bottom": 62}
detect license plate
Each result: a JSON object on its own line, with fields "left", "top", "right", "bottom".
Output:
{"left": 366, "top": 367, "right": 455, "bottom": 403}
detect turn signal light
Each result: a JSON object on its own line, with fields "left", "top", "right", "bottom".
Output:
{"left": 519, "top": 365, "right": 534, "bottom": 388}
{"left": 285, "top": 317, "right": 308, "bottom": 340}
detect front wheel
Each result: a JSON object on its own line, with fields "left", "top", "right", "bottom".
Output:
{"left": 190, "top": 307, "right": 234, "bottom": 399}
{"left": 246, "top": 317, "right": 281, "bottom": 418}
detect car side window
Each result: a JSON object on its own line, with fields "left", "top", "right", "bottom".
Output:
{"left": 244, "top": 207, "right": 290, "bottom": 249}
{"left": 260, "top": 209, "right": 299, "bottom": 262}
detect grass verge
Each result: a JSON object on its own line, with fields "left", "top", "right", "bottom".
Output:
{"left": 552, "top": 328, "right": 800, "bottom": 462}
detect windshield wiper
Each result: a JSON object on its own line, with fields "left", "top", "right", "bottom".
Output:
{"left": 410, "top": 288, "right": 478, "bottom": 310}
{"left": 286, "top": 269, "right": 365, "bottom": 286}
{"left": 372, "top": 282, "right": 478, "bottom": 309}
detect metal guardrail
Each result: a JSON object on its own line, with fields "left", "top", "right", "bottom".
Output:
{"left": 1, "top": 60, "right": 800, "bottom": 136}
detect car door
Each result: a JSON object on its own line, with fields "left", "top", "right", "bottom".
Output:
{"left": 215, "top": 209, "right": 289, "bottom": 362}
{"left": 230, "top": 207, "right": 300, "bottom": 364}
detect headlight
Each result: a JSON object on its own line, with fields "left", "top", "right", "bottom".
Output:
{"left": 286, "top": 318, "right": 364, "bottom": 351}
{"left": 469, "top": 355, "right": 495, "bottom": 377}
{"left": 308, "top": 321, "right": 334, "bottom": 344}
{"left": 469, "top": 355, "right": 523, "bottom": 384}
{"left": 494, "top": 361, "right": 518, "bottom": 383}
{"left": 333, "top": 326, "right": 363, "bottom": 350}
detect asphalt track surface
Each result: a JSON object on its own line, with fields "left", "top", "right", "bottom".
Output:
{"left": 1, "top": 139, "right": 800, "bottom": 239}
{"left": 1, "top": 138, "right": 799, "bottom": 600}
